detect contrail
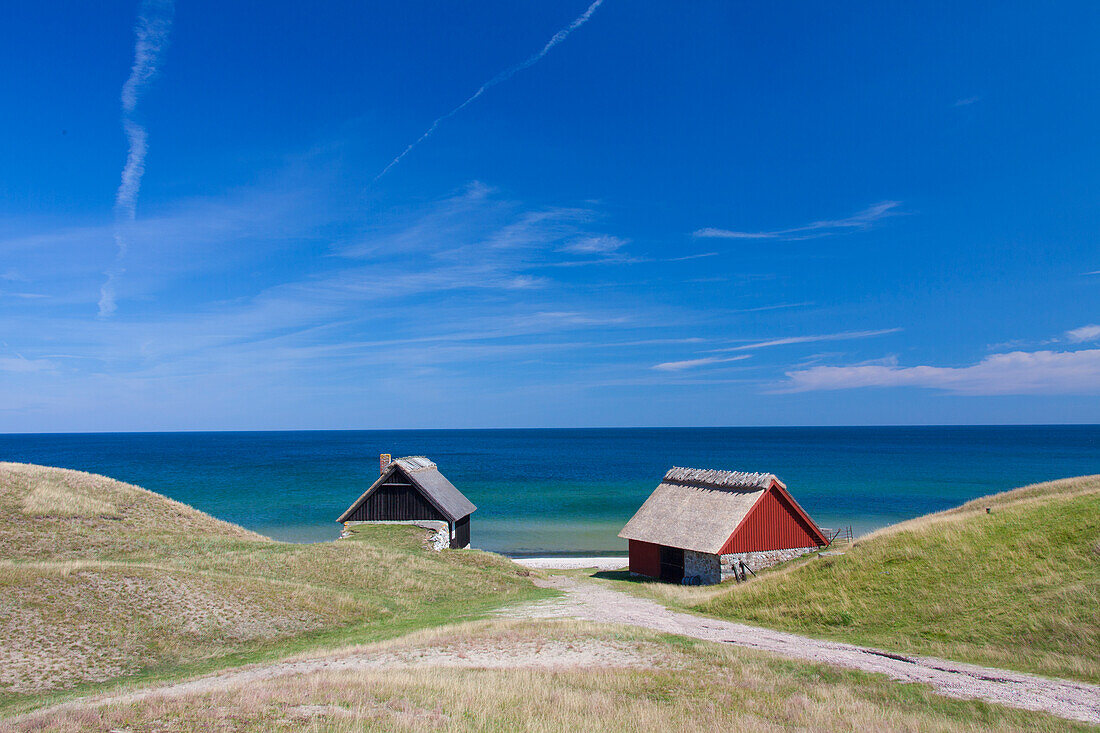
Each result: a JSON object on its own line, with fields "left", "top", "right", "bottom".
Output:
{"left": 374, "top": 0, "right": 605, "bottom": 183}
{"left": 99, "top": 0, "right": 174, "bottom": 317}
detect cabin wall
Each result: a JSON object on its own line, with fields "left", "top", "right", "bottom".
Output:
{"left": 345, "top": 471, "right": 447, "bottom": 523}
{"left": 720, "top": 546, "right": 818, "bottom": 579}
{"left": 452, "top": 515, "right": 471, "bottom": 549}
{"left": 719, "top": 487, "right": 824, "bottom": 554}
{"left": 628, "top": 539, "right": 660, "bottom": 578}
{"left": 631, "top": 542, "right": 716, "bottom": 584}
{"left": 683, "top": 550, "right": 721, "bottom": 585}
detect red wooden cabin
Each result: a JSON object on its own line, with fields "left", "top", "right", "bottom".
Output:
{"left": 619, "top": 467, "right": 828, "bottom": 584}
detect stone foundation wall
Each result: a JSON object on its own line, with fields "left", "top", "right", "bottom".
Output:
{"left": 683, "top": 549, "right": 721, "bottom": 585}
{"left": 720, "top": 546, "right": 818, "bottom": 580}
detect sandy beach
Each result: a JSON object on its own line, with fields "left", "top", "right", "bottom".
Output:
{"left": 512, "top": 556, "right": 628, "bottom": 571}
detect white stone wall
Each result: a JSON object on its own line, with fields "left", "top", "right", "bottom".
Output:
{"left": 720, "top": 546, "right": 818, "bottom": 580}
{"left": 683, "top": 549, "right": 721, "bottom": 585}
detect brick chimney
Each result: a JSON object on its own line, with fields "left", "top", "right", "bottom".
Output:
{"left": 379, "top": 453, "right": 392, "bottom": 475}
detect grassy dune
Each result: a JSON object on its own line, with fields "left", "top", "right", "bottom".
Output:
{"left": 694, "top": 475, "right": 1100, "bottom": 682}
{"left": 16, "top": 621, "right": 1086, "bottom": 732}
{"left": 0, "top": 463, "right": 547, "bottom": 712}
{"left": 5, "top": 463, "right": 1096, "bottom": 729}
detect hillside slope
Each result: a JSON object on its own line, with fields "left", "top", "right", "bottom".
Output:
{"left": 16, "top": 621, "right": 1087, "bottom": 733}
{"left": 0, "top": 463, "right": 545, "bottom": 711}
{"left": 698, "top": 475, "right": 1100, "bottom": 682}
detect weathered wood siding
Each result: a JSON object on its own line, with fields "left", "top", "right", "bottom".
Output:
{"left": 452, "top": 515, "right": 470, "bottom": 548}
{"left": 345, "top": 468, "right": 447, "bottom": 523}
{"left": 719, "top": 486, "right": 825, "bottom": 554}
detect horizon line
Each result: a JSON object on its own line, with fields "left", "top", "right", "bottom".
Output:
{"left": 2, "top": 422, "right": 1098, "bottom": 437}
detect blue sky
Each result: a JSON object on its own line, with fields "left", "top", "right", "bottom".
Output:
{"left": 1, "top": 0, "right": 1098, "bottom": 431}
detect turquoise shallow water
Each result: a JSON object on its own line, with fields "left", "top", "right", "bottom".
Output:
{"left": 1, "top": 427, "right": 1096, "bottom": 554}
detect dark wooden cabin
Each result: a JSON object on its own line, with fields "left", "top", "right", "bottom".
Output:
{"left": 337, "top": 455, "right": 476, "bottom": 549}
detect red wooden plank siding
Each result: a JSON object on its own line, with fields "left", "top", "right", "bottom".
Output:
{"left": 628, "top": 539, "right": 661, "bottom": 577}
{"left": 719, "top": 486, "right": 825, "bottom": 554}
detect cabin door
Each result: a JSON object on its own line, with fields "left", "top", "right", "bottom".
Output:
{"left": 658, "top": 546, "right": 684, "bottom": 583}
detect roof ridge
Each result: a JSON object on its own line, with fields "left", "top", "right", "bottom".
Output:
{"left": 395, "top": 455, "right": 437, "bottom": 472}
{"left": 663, "top": 466, "right": 777, "bottom": 490}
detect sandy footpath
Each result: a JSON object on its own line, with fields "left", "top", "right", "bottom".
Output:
{"left": 500, "top": 575, "right": 1100, "bottom": 725}
{"left": 7, "top": 574, "right": 1097, "bottom": 727}
{"left": 512, "top": 556, "right": 627, "bottom": 571}
{"left": 1, "top": 636, "right": 654, "bottom": 728}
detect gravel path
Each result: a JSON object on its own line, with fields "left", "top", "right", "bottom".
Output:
{"left": 92, "top": 640, "right": 645, "bottom": 707}
{"left": 7, "top": 574, "right": 1097, "bottom": 728}
{"left": 3, "top": 637, "right": 652, "bottom": 727}
{"left": 500, "top": 575, "right": 1100, "bottom": 725}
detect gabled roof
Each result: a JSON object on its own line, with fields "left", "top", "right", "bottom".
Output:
{"left": 618, "top": 466, "right": 823, "bottom": 554}
{"left": 337, "top": 456, "right": 476, "bottom": 523}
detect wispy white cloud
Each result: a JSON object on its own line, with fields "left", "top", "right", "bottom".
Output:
{"left": 651, "top": 328, "right": 897, "bottom": 371}
{"left": 613, "top": 337, "right": 706, "bottom": 347}
{"left": 10, "top": 163, "right": 930, "bottom": 428}
{"left": 373, "top": 0, "right": 605, "bottom": 182}
{"left": 667, "top": 252, "right": 718, "bottom": 261}
{"left": 2, "top": 292, "right": 49, "bottom": 300}
{"left": 99, "top": 0, "right": 174, "bottom": 317}
{"left": 713, "top": 328, "right": 901, "bottom": 352}
{"left": 728, "top": 301, "right": 813, "bottom": 314}
{"left": 782, "top": 349, "right": 1100, "bottom": 395}
{"left": 119, "top": 1, "right": 174, "bottom": 115}
{"left": 989, "top": 323, "right": 1100, "bottom": 351}
{"left": 560, "top": 235, "right": 627, "bottom": 254}
{"left": 341, "top": 184, "right": 591, "bottom": 260}
{"left": 0, "top": 184, "right": 319, "bottom": 311}
{"left": 0, "top": 356, "right": 57, "bottom": 373}
{"left": 339, "top": 184, "right": 636, "bottom": 288}
{"left": 652, "top": 355, "right": 752, "bottom": 371}
{"left": 953, "top": 96, "right": 980, "bottom": 107}
{"left": 693, "top": 201, "right": 901, "bottom": 241}
{"left": 1066, "top": 324, "right": 1100, "bottom": 343}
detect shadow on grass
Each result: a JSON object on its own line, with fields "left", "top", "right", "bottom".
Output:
{"left": 592, "top": 569, "right": 664, "bottom": 585}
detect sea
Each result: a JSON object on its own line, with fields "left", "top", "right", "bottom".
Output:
{"left": 2, "top": 426, "right": 1096, "bottom": 555}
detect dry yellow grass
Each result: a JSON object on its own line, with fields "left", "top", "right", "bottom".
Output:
{"left": 0, "top": 463, "right": 547, "bottom": 711}
{"left": 20, "top": 483, "right": 117, "bottom": 519}
{"left": 4, "top": 464, "right": 1095, "bottom": 731}
{"left": 13, "top": 621, "right": 1088, "bottom": 732}
{"left": 0, "top": 562, "right": 371, "bottom": 694}
{"left": 0, "top": 462, "right": 265, "bottom": 562}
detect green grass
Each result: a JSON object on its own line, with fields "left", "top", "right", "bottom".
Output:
{"left": 6, "top": 462, "right": 1097, "bottom": 729}
{"left": 0, "top": 462, "right": 550, "bottom": 715}
{"left": 694, "top": 475, "right": 1100, "bottom": 683}
{"left": 16, "top": 620, "right": 1089, "bottom": 732}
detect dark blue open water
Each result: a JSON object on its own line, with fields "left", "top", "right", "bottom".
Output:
{"left": 1, "top": 427, "right": 1096, "bottom": 554}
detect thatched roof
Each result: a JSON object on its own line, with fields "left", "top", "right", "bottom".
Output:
{"left": 618, "top": 466, "right": 782, "bottom": 554}
{"left": 337, "top": 456, "right": 476, "bottom": 523}
{"left": 662, "top": 467, "right": 782, "bottom": 491}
